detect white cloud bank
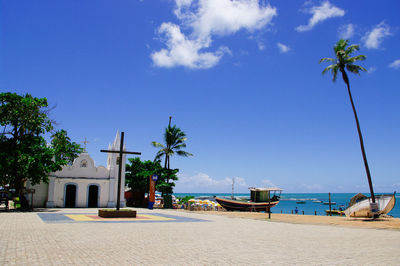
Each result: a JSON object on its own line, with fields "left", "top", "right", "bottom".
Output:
{"left": 362, "top": 21, "right": 391, "bottom": 49}
{"left": 389, "top": 59, "right": 400, "bottom": 69}
{"left": 338, "top": 24, "right": 354, "bottom": 39}
{"left": 151, "top": 0, "right": 277, "bottom": 69}
{"left": 277, "top": 42, "right": 290, "bottom": 53}
{"left": 175, "top": 172, "right": 249, "bottom": 192}
{"left": 296, "top": 1, "right": 345, "bottom": 32}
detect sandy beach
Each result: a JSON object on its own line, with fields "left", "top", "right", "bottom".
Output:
{"left": 184, "top": 209, "right": 400, "bottom": 230}
{"left": 1, "top": 208, "right": 400, "bottom": 265}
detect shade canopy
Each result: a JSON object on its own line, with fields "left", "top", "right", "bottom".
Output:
{"left": 249, "top": 187, "right": 283, "bottom": 192}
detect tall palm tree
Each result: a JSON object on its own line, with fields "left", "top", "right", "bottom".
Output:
{"left": 320, "top": 39, "right": 375, "bottom": 203}
{"left": 152, "top": 117, "right": 193, "bottom": 170}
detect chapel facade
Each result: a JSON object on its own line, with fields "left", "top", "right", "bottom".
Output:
{"left": 28, "top": 132, "right": 126, "bottom": 208}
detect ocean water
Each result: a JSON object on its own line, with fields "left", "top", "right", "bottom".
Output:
{"left": 174, "top": 192, "right": 400, "bottom": 218}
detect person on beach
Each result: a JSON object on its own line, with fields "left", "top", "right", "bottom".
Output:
{"left": 295, "top": 207, "right": 298, "bottom": 214}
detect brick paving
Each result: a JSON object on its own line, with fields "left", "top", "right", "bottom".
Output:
{"left": 1, "top": 208, "right": 400, "bottom": 265}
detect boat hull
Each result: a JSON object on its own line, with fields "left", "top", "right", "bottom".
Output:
{"left": 345, "top": 194, "right": 396, "bottom": 218}
{"left": 215, "top": 197, "right": 279, "bottom": 212}
{"left": 325, "top": 210, "right": 345, "bottom": 216}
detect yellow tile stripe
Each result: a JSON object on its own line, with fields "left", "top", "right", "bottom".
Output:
{"left": 65, "top": 214, "right": 175, "bottom": 222}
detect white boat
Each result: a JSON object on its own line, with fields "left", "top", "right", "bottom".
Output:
{"left": 344, "top": 193, "right": 396, "bottom": 218}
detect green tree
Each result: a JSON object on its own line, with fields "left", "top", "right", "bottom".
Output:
{"left": 125, "top": 157, "right": 162, "bottom": 207}
{"left": 151, "top": 117, "right": 193, "bottom": 170}
{"left": 125, "top": 157, "right": 178, "bottom": 207}
{"left": 51, "top": 129, "right": 83, "bottom": 166}
{"left": 156, "top": 168, "right": 179, "bottom": 208}
{"left": 0, "top": 92, "right": 82, "bottom": 208}
{"left": 156, "top": 168, "right": 179, "bottom": 196}
{"left": 151, "top": 117, "right": 191, "bottom": 208}
{"left": 319, "top": 39, "right": 375, "bottom": 203}
{"left": 125, "top": 157, "right": 162, "bottom": 192}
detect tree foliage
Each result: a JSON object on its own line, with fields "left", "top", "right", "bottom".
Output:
{"left": 125, "top": 157, "right": 162, "bottom": 193}
{"left": 125, "top": 157, "right": 178, "bottom": 196}
{"left": 152, "top": 122, "right": 193, "bottom": 170}
{"left": 156, "top": 168, "right": 179, "bottom": 196}
{"left": 125, "top": 157, "right": 178, "bottom": 207}
{"left": 51, "top": 129, "right": 82, "bottom": 166}
{"left": 320, "top": 39, "right": 367, "bottom": 83}
{"left": 0, "top": 92, "right": 82, "bottom": 207}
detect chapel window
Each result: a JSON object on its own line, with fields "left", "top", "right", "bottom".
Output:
{"left": 80, "top": 159, "right": 87, "bottom": 168}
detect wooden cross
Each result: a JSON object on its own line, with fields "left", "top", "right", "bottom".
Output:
{"left": 82, "top": 137, "right": 89, "bottom": 152}
{"left": 100, "top": 132, "right": 141, "bottom": 210}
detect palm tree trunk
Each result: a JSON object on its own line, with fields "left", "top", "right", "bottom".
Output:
{"left": 343, "top": 71, "right": 376, "bottom": 203}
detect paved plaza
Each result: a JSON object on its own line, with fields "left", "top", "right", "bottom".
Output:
{"left": 1, "top": 208, "right": 400, "bottom": 265}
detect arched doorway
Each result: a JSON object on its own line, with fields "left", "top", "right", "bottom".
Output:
{"left": 88, "top": 185, "right": 99, "bottom": 208}
{"left": 65, "top": 184, "right": 77, "bottom": 208}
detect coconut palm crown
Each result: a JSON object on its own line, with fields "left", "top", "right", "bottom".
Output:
{"left": 320, "top": 39, "right": 367, "bottom": 83}
{"left": 152, "top": 124, "right": 193, "bottom": 170}
{"left": 320, "top": 39, "right": 376, "bottom": 203}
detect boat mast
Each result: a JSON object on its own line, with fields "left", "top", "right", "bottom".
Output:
{"left": 231, "top": 178, "right": 235, "bottom": 199}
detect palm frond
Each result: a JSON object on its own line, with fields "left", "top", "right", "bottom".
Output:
{"left": 322, "top": 64, "right": 337, "bottom": 75}
{"left": 348, "top": 55, "right": 366, "bottom": 63}
{"left": 345, "top": 44, "right": 360, "bottom": 55}
{"left": 319, "top": 57, "right": 336, "bottom": 64}
{"left": 151, "top": 141, "right": 165, "bottom": 148}
{"left": 346, "top": 64, "right": 367, "bottom": 75}
{"left": 172, "top": 143, "right": 187, "bottom": 150}
{"left": 332, "top": 67, "right": 338, "bottom": 82}
{"left": 176, "top": 150, "right": 193, "bottom": 157}
{"left": 154, "top": 150, "right": 165, "bottom": 161}
{"left": 334, "top": 39, "right": 348, "bottom": 53}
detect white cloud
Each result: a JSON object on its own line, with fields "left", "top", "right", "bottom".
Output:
{"left": 257, "top": 41, "right": 265, "bottom": 51}
{"left": 277, "top": 42, "right": 290, "bottom": 53}
{"left": 261, "top": 179, "right": 276, "bottom": 187}
{"left": 368, "top": 66, "right": 376, "bottom": 73}
{"left": 389, "top": 59, "right": 400, "bottom": 69}
{"left": 175, "top": 172, "right": 248, "bottom": 192}
{"left": 362, "top": 21, "right": 391, "bottom": 49}
{"left": 152, "top": 0, "right": 277, "bottom": 69}
{"left": 151, "top": 23, "right": 229, "bottom": 69}
{"left": 296, "top": 1, "right": 345, "bottom": 32}
{"left": 338, "top": 24, "right": 355, "bottom": 39}
{"left": 187, "top": 0, "right": 277, "bottom": 38}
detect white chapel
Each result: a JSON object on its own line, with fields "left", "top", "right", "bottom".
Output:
{"left": 28, "top": 132, "right": 127, "bottom": 208}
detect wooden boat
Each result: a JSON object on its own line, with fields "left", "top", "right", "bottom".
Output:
{"left": 344, "top": 193, "right": 396, "bottom": 218}
{"left": 215, "top": 187, "right": 282, "bottom": 212}
{"left": 325, "top": 209, "right": 345, "bottom": 216}
{"left": 296, "top": 201, "right": 306, "bottom": 204}
{"left": 323, "top": 202, "right": 336, "bottom": 205}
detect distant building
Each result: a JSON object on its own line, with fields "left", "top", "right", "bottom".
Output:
{"left": 28, "top": 132, "right": 126, "bottom": 208}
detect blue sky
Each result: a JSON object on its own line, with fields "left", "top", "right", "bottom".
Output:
{"left": 1, "top": 0, "right": 399, "bottom": 193}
